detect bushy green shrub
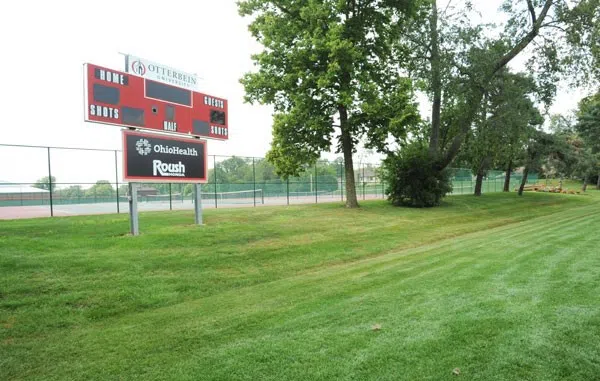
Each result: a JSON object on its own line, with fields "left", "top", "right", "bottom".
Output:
{"left": 382, "top": 143, "right": 453, "bottom": 207}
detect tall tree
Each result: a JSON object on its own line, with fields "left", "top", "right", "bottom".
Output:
{"left": 494, "top": 73, "right": 544, "bottom": 192}
{"left": 406, "top": 0, "right": 599, "bottom": 173}
{"left": 237, "top": 0, "right": 420, "bottom": 208}
{"left": 518, "top": 130, "right": 563, "bottom": 196}
{"left": 459, "top": 70, "right": 542, "bottom": 195}
{"left": 575, "top": 93, "right": 600, "bottom": 188}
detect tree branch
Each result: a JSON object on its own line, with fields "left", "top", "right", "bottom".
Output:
{"left": 541, "top": 23, "right": 568, "bottom": 33}
{"left": 526, "top": 0, "right": 537, "bottom": 25}
{"left": 441, "top": 0, "right": 453, "bottom": 17}
{"left": 272, "top": 1, "right": 300, "bottom": 19}
{"left": 492, "top": 0, "right": 553, "bottom": 74}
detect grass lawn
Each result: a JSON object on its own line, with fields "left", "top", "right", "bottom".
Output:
{"left": 1, "top": 191, "right": 600, "bottom": 380}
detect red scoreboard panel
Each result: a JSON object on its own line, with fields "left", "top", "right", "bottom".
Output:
{"left": 83, "top": 63, "right": 228, "bottom": 140}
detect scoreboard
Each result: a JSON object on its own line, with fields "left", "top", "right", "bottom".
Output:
{"left": 83, "top": 63, "right": 228, "bottom": 140}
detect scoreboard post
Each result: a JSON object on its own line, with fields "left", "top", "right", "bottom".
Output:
{"left": 83, "top": 55, "right": 227, "bottom": 235}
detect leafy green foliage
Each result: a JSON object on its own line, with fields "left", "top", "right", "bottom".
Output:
{"left": 576, "top": 93, "right": 600, "bottom": 152}
{"left": 33, "top": 176, "right": 56, "bottom": 191}
{"left": 208, "top": 156, "right": 341, "bottom": 193}
{"left": 237, "top": 0, "right": 421, "bottom": 207}
{"left": 402, "top": 0, "right": 599, "bottom": 172}
{"left": 382, "top": 142, "right": 452, "bottom": 207}
{"left": 85, "top": 180, "right": 114, "bottom": 197}
{"left": 56, "top": 185, "right": 85, "bottom": 198}
{"left": 460, "top": 70, "right": 543, "bottom": 192}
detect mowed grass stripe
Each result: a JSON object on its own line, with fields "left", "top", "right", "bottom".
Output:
{"left": 2, "top": 193, "right": 599, "bottom": 380}
{"left": 1, "top": 193, "right": 587, "bottom": 335}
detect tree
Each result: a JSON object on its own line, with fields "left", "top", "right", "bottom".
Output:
{"left": 57, "top": 185, "right": 84, "bottom": 199}
{"left": 86, "top": 180, "right": 115, "bottom": 198}
{"left": 572, "top": 148, "right": 599, "bottom": 191}
{"left": 207, "top": 155, "right": 341, "bottom": 194}
{"left": 492, "top": 73, "right": 543, "bottom": 192}
{"left": 237, "top": 0, "right": 421, "bottom": 208}
{"left": 575, "top": 93, "right": 600, "bottom": 188}
{"left": 33, "top": 176, "right": 56, "bottom": 191}
{"left": 518, "top": 130, "right": 567, "bottom": 196}
{"left": 405, "top": 0, "right": 599, "bottom": 178}
{"left": 456, "top": 70, "right": 543, "bottom": 195}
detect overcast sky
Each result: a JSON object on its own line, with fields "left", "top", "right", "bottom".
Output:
{"left": 0, "top": 0, "right": 588, "bottom": 184}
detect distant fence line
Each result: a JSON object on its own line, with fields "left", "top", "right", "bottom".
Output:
{"left": 0, "top": 143, "right": 538, "bottom": 218}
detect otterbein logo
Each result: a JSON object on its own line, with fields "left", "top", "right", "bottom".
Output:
{"left": 131, "top": 60, "right": 146, "bottom": 76}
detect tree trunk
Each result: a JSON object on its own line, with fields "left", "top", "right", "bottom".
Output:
{"left": 503, "top": 160, "right": 512, "bottom": 192}
{"left": 474, "top": 170, "right": 484, "bottom": 196}
{"left": 582, "top": 176, "right": 588, "bottom": 192}
{"left": 439, "top": 88, "right": 486, "bottom": 169}
{"left": 518, "top": 166, "right": 530, "bottom": 196}
{"left": 428, "top": 0, "right": 441, "bottom": 155}
{"left": 474, "top": 156, "right": 490, "bottom": 196}
{"left": 339, "top": 105, "right": 359, "bottom": 208}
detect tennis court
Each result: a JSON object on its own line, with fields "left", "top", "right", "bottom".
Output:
{"left": 0, "top": 190, "right": 383, "bottom": 219}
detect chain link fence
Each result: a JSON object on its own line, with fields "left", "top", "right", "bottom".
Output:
{"left": 0, "top": 144, "right": 537, "bottom": 219}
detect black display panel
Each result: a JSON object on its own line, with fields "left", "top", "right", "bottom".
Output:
{"left": 166, "top": 105, "right": 175, "bottom": 121}
{"left": 210, "top": 110, "right": 226, "bottom": 125}
{"left": 145, "top": 80, "right": 191, "bottom": 106}
{"left": 193, "top": 120, "right": 210, "bottom": 136}
{"left": 93, "top": 84, "right": 120, "bottom": 105}
{"left": 122, "top": 107, "right": 145, "bottom": 126}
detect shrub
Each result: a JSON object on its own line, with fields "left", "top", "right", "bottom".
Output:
{"left": 382, "top": 143, "right": 453, "bottom": 207}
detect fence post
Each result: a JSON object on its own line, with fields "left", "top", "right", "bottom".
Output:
{"left": 214, "top": 156, "right": 218, "bottom": 208}
{"left": 363, "top": 164, "right": 366, "bottom": 200}
{"left": 47, "top": 147, "right": 53, "bottom": 217}
{"left": 315, "top": 162, "right": 318, "bottom": 203}
{"left": 114, "top": 150, "right": 120, "bottom": 214}
{"left": 340, "top": 162, "right": 343, "bottom": 202}
{"left": 169, "top": 183, "right": 173, "bottom": 210}
{"left": 286, "top": 177, "right": 290, "bottom": 205}
{"left": 253, "top": 157, "right": 256, "bottom": 207}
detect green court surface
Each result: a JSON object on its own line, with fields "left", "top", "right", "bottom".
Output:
{"left": 1, "top": 191, "right": 599, "bottom": 380}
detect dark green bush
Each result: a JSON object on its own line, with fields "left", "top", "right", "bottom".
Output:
{"left": 382, "top": 143, "right": 453, "bottom": 207}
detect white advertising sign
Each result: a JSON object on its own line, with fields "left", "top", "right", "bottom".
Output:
{"left": 125, "top": 54, "right": 198, "bottom": 91}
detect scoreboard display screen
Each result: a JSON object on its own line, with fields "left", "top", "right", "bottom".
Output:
{"left": 83, "top": 63, "right": 228, "bottom": 140}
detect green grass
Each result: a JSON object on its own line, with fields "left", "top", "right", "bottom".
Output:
{"left": 1, "top": 191, "right": 600, "bottom": 380}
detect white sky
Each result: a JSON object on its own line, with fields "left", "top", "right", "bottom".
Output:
{"left": 0, "top": 0, "right": 589, "bottom": 184}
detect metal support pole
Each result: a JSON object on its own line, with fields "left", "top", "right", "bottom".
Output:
{"left": 169, "top": 183, "right": 173, "bottom": 211}
{"left": 213, "top": 156, "right": 218, "bottom": 208}
{"left": 129, "top": 183, "right": 139, "bottom": 236}
{"left": 47, "top": 147, "right": 53, "bottom": 217}
{"left": 286, "top": 177, "right": 290, "bottom": 205}
{"left": 114, "top": 150, "right": 120, "bottom": 214}
{"left": 363, "top": 165, "right": 366, "bottom": 200}
{"left": 194, "top": 183, "right": 203, "bottom": 225}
